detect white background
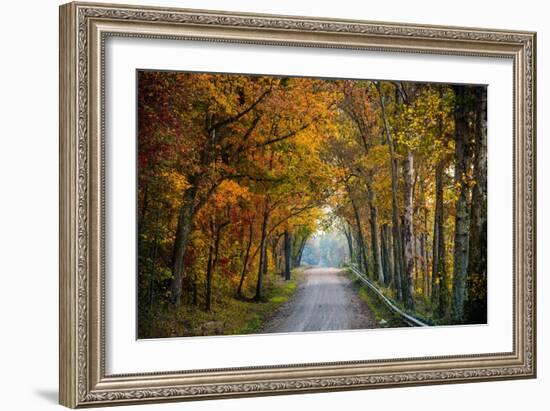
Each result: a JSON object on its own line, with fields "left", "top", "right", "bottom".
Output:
{"left": 0, "top": 0, "right": 546, "bottom": 410}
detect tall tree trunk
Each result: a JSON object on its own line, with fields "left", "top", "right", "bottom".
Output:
{"left": 350, "top": 195, "right": 368, "bottom": 274}
{"left": 422, "top": 205, "right": 430, "bottom": 297}
{"left": 279, "top": 238, "right": 285, "bottom": 273}
{"left": 170, "top": 184, "right": 199, "bottom": 306}
{"left": 366, "top": 176, "right": 384, "bottom": 283}
{"left": 353, "top": 231, "right": 363, "bottom": 270}
{"left": 386, "top": 224, "right": 395, "bottom": 286}
{"left": 295, "top": 235, "right": 309, "bottom": 267}
{"left": 271, "top": 236, "right": 279, "bottom": 275}
{"left": 237, "top": 218, "right": 254, "bottom": 297}
{"left": 402, "top": 149, "right": 416, "bottom": 309}
{"left": 451, "top": 86, "right": 473, "bottom": 323}
{"left": 284, "top": 230, "right": 292, "bottom": 280}
{"left": 205, "top": 217, "right": 229, "bottom": 311}
{"left": 254, "top": 201, "right": 270, "bottom": 301}
{"left": 465, "top": 87, "right": 488, "bottom": 324}
{"left": 380, "top": 224, "right": 392, "bottom": 285}
{"left": 147, "top": 208, "right": 160, "bottom": 311}
{"left": 262, "top": 238, "right": 269, "bottom": 277}
{"left": 413, "top": 235, "right": 419, "bottom": 291}
{"left": 432, "top": 160, "right": 449, "bottom": 318}
{"left": 205, "top": 219, "right": 215, "bottom": 312}
{"left": 431, "top": 180, "right": 441, "bottom": 302}
{"left": 344, "top": 224, "right": 354, "bottom": 264}
{"left": 420, "top": 232, "right": 427, "bottom": 296}
{"left": 376, "top": 82, "right": 403, "bottom": 300}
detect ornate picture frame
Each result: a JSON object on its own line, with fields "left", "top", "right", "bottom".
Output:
{"left": 59, "top": 1, "right": 536, "bottom": 407}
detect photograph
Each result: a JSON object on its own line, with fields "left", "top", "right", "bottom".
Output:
{"left": 136, "top": 71, "right": 488, "bottom": 338}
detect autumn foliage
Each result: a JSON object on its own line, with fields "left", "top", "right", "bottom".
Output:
{"left": 137, "top": 71, "right": 487, "bottom": 337}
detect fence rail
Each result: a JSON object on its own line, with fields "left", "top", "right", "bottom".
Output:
{"left": 349, "top": 264, "right": 429, "bottom": 327}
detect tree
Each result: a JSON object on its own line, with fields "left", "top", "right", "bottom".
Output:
{"left": 340, "top": 81, "right": 384, "bottom": 282}
{"left": 376, "top": 81, "right": 405, "bottom": 301}
{"left": 465, "top": 87, "right": 488, "bottom": 324}
{"left": 284, "top": 230, "right": 292, "bottom": 280}
{"left": 451, "top": 85, "right": 475, "bottom": 323}
{"left": 143, "top": 73, "right": 275, "bottom": 306}
{"left": 432, "top": 160, "right": 449, "bottom": 318}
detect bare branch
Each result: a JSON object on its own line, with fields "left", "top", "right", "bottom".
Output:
{"left": 254, "top": 122, "right": 311, "bottom": 148}
{"left": 209, "top": 88, "right": 271, "bottom": 132}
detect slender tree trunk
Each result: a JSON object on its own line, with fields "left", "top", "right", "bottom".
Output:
{"left": 432, "top": 160, "right": 449, "bottom": 318}
{"left": 299, "top": 239, "right": 307, "bottom": 265}
{"left": 451, "top": 86, "right": 473, "bottom": 324}
{"left": 380, "top": 224, "right": 393, "bottom": 285}
{"left": 431, "top": 183, "right": 440, "bottom": 305}
{"left": 344, "top": 224, "right": 354, "bottom": 264}
{"left": 402, "top": 149, "right": 416, "bottom": 309}
{"left": 413, "top": 235, "right": 418, "bottom": 291}
{"left": 465, "top": 87, "right": 488, "bottom": 324}
{"left": 350, "top": 196, "right": 368, "bottom": 274}
{"left": 270, "top": 233, "right": 284, "bottom": 275}
{"left": 385, "top": 224, "right": 394, "bottom": 286}
{"left": 237, "top": 218, "right": 254, "bottom": 297}
{"left": 254, "top": 201, "right": 270, "bottom": 301}
{"left": 353, "top": 231, "right": 363, "bottom": 270}
{"left": 291, "top": 234, "right": 303, "bottom": 267}
{"left": 271, "top": 236, "right": 279, "bottom": 274}
{"left": 380, "top": 224, "right": 389, "bottom": 285}
{"left": 262, "top": 238, "right": 269, "bottom": 277}
{"left": 170, "top": 184, "right": 199, "bottom": 306}
{"left": 366, "top": 176, "right": 384, "bottom": 283}
{"left": 205, "top": 219, "right": 215, "bottom": 312}
{"left": 279, "top": 238, "right": 285, "bottom": 273}
{"left": 376, "top": 82, "right": 403, "bottom": 300}
{"left": 295, "top": 235, "right": 308, "bottom": 267}
{"left": 147, "top": 209, "right": 160, "bottom": 311}
{"left": 205, "top": 217, "right": 228, "bottom": 311}
{"left": 420, "top": 232, "right": 427, "bottom": 296}
{"left": 422, "top": 205, "right": 430, "bottom": 297}
{"left": 284, "top": 230, "right": 292, "bottom": 280}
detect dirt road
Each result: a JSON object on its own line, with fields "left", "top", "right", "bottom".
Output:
{"left": 262, "top": 267, "right": 378, "bottom": 333}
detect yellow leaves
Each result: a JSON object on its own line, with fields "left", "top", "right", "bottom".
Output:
{"left": 190, "top": 235, "right": 206, "bottom": 250}
{"left": 391, "top": 85, "right": 455, "bottom": 159}
{"left": 161, "top": 170, "right": 189, "bottom": 193}
{"left": 147, "top": 170, "right": 190, "bottom": 211}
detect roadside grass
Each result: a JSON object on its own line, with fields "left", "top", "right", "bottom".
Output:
{"left": 239, "top": 273, "right": 299, "bottom": 334}
{"left": 345, "top": 269, "right": 409, "bottom": 328}
{"left": 368, "top": 278, "right": 436, "bottom": 326}
{"left": 138, "top": 269, "right": 302, "bottom": 339}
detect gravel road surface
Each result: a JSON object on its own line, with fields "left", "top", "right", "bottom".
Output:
{"left": 262, "top": 267, "right": 378, "bottom": 333}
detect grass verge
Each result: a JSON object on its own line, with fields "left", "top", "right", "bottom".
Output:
{"left": 139, "top": 269, "right": 302, "bottom": 338}
{"left": 346, "top": 269, "right": 409, "bottom": 328}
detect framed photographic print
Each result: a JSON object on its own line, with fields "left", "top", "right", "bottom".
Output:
{"left": 59, "top": 1, "right": 536, "bottom": 408}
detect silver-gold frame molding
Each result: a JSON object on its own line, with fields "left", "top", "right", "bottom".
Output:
{"left": 59, "top": 2, "right": 536, "bottom": 408}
